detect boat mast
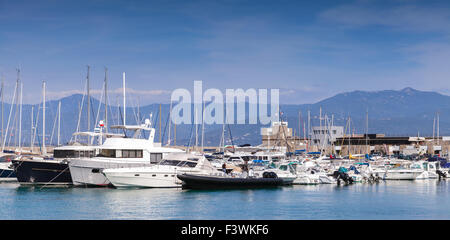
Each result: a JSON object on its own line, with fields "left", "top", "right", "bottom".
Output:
{"left": 30, "top": 105, "right": 34, "bottom": 151}
{"left": 57, "top": 101, "right": 61, "bottom": 146}
{"left": 174, "top": 123, "right": 176, "bottom": 146}
{"left": 123, "top": 72, "right": 126, "bottom": 125}
{"left": 167, "top": 100, "right": 172, "bottom": 146}
{"left": 366, "top": 109, "right": 369, "bottom": 155}
{"left": 104, "top": 67, "right": 108, "bottom": 133}
{"left": 195, "top": 107, "right": 198, "bottom": 151}
{"left": 159, "top": 104, "right": 162, "bottom": 143}
{"left": 1, "top": 73, "right": 18, "bottom": 151}
{"left": 87, "top": 66, "right": 91, "bottom": 144}
{"left": 18, "top": 82, "right": 23, "bottom": 153}
{"left": 42, "top": 81, "right": 47, "bottom": 155}
{"left": 201, "top": 101, "right": 205, "bottom": 153}
{"left": 1, "top": 74, "right": 3, "bottom": 146}
{"left": 437, "top": 112, "right": 440, "bottom": 146}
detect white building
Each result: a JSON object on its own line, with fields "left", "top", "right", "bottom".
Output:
{"left": 310, "top": 126, "right": 344, "bottom": 147}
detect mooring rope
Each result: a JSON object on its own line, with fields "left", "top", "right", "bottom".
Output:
{"left": 39, "top": 166, "right": 70, "bottom": 190}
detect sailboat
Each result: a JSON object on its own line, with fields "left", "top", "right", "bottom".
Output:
{"left": 12, "top": 68, "right": 105, "bottom": 185}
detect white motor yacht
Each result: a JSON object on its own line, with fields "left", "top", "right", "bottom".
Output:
{"left": 69, "top": 122, "right": 183, "bottom": 187}
{"left": 103, "top": 153, "right": 218, "bottom": 188}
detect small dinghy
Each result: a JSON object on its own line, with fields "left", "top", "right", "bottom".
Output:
{"left": 177, "top": 172, "right": 284, "bottom": 189}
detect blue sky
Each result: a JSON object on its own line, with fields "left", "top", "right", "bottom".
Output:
{"left": 1, "top": 0, "right": 450, "bottom": 104}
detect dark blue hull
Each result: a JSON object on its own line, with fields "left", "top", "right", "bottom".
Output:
{"left": 177, "top": 174, "right": 284, "bottom": 189}
{"left": 0, "top": 168, "right": 16, "bottom": 178}
{"left": 12, "top": 159, "right": 72, "bottom": 185}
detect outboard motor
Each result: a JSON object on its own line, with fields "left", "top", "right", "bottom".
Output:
{"left": 333, "top": 170, "right": 353, "bottom": 185}
{"left": 436, "top": 170, "right": 447, "bottom": 180}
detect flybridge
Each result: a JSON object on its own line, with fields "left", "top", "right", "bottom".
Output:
{"left": 170, "top": 81, "right": 280, "bottom": 125}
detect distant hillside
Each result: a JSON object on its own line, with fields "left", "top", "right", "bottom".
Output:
{"left": 1, "top": 87, "right": 449, "bottom": 148}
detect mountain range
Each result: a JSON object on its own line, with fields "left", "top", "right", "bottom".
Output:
{"left": 1, "top": 87, "right": 448, "bottom": 148}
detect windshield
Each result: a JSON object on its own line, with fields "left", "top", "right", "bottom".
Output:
{"left": 160, "top": 160, "right": 197, "bottom": 168}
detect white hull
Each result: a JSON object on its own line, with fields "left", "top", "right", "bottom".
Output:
{"left": 383, "top": 170, "right": 423, "bottom": 180}
{"left": 293, "top": 174, "right": 320, "bottom": 185}
{"left": 69, "top": 159, "right": 150, "bottom": 186}
{"left": 105, "top": 171, "right": 181, "bottom": 188}
{"left": 105, "top": 168, "right": 210, "bottom": 188}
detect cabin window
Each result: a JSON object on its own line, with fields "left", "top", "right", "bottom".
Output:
{"left": 120, "top": 150, "right": 143, "bottom": 158}
{"left": 129, "top": 150, "right": 136, "bottom": 158}
{"left": 116, "top": 150, "right": 122, "bottom": 158}
{"left": 54, "top": 150, "right": 75, "bottom": 158}
{"left": 161, "top": 160, "right": 182, "bottom": 166}
{"left": 185, "top": 162, "right": 197, "bottom": 168}
{"left": 150, "top": 153, "right": 163, "bottom": 164}
{"left": 97, "top": 149, "right": 116, "bottom": 158}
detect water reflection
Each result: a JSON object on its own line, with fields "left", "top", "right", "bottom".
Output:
{"left": 0, "top": 180, "right": 449, "bottom": 219}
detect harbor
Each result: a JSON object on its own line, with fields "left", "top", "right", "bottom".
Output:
{"left": 0, "top": 68, "right": 448, "bottom": 221}
{"left": 2, "top": 0, "right": 450, "bottom": 224}
{"left": 1, "top": 181, "right": 450, "bottom": 220}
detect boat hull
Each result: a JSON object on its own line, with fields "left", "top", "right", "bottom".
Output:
{"left": 11, "top": 159, "right": 72, "bottom": 185}
{"left": 105, "top": 171, "right": 181, "bottom": 188}
{"left": 69, "top": 159, "right": 149, "bottom": 187}
{"left": 382, "top": 171, "right": 423, "bottom": 180}
{"left": 177, "top": 174, "right": 284, "bottom": 189}
{"left": 0, "top": 162, "right": 16, "bottom": 179}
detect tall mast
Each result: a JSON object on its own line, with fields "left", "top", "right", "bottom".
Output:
{"left": 42, "top": 81, "right": 47, "bottom": 155}
{"left": 57, "top": 101, "right": 61, "bottom": 146}
{"left": 195, "top": 107, "right": 198, "bottom": 150}
{"left": 30, "top": 105, "right": 34, "bottom": 150}
{"left": 437, "top": 112, "right": 440, "bottom": 145}
{"left": 87, "top": 65, "right": 90, "bottom": 132}
{"left": 307, "top": 110, "right": 311, "bottom": 150}
{"left": 174, "top": 123, "right": 177, "bottom": 146}
{"left": 201, "top": 101, "right": 205, "bottom": 153}
{"left": 298, "top": 111, "right": 301, "bottom": 147}
{"left": 159, "top": 104, "right": 162, "bottom": 143}
{"left": 433, "top": 115, "right": 436, "bottom": 143}
{"left": 2, "top": 79, "right": 18, "bottom": 151}
{"left": 167, "top": 100, "right": 172, "bottom": 145}
{"left": 104, "top": 67, "right": 108, "bottom": 133}
{"left": 18, "top": 82, "right": 23, "bottom": 152}
{"left": 123, "top": 72, "right": 126, "bottom": 125}
{"left": 366, "top": 109, "right": 368, "bottom": 154}
{"left": 1, "top": 74, "right": 3, "bottom": 146}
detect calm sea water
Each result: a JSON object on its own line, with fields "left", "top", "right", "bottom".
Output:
{"left": 0, "top": 180, "right": 449, "bottom": 220}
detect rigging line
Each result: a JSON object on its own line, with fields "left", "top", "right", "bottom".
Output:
{"left": 49, "top": 105, "right": 58, "bottom": 145}
{"left": 31, "top": 103, "right": 41, "bottom": 149}
{"left": 187, "top": 113, "right": 195, "bottom": 151}
{"left": 73, "top": 82, "right": 87, "bottom": 142}
{"left": 2, "top": 80, "right": 18, "bottom": 150}
{"left": 161, "top": 110, "right": 170, "bottom": 145}
{"left": 152, "top": 106, "right": 159, "bottom": 140}
{"left": 227, "top": 123, "right": 235, "bottom": 153}
{"left": 89, "top": 97, "right": 96, "bottom": 131}
{"left": 118, "top": 105, "right": 127, "bottom": 137}
{"left": 39, "top": 166, "right": 70, "bottom": 190}
{"left": 94, "top": 84, "right": 105, "bottom": 130}
{"left": 8, "top": 158, "right": 26, "bottom": 178}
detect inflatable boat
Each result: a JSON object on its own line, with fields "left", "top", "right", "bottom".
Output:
{"left": 177, "top": 173, "right": 284, "bottom": 189}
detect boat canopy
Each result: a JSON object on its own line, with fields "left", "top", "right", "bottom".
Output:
{"left": 307, "top": 152, "right": 321, "bottom": 155}
{"left": 73, "top": 131, "right": 125, "bottom": 138}
{"left": 110, "top": 125, "right": 152, "bottom": 131}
